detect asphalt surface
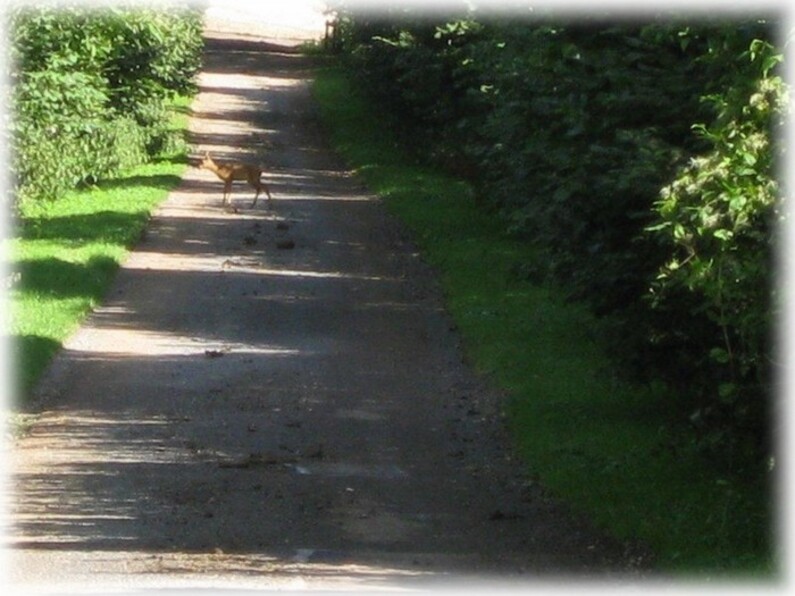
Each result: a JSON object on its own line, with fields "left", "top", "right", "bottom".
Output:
{"left": 7, "top": 18, "right": 649, "bottom": 593}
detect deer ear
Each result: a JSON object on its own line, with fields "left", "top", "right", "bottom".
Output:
{"left": 204, "top": 151, "right": 210, "bottom": 158}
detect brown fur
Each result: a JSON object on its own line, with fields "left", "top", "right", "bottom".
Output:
{"left": 200, "top": 152, "right": 273, "bottom": 208}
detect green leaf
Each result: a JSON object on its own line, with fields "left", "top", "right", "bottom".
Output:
{"left": 718, "top": 383, "right": 737, "bottom": 403}
{"left": 742, "top": 152, "right": 757, "bottom": 166}
{"left": 645, "top": 221, "right": 671, "bottom": 232}
{"left": 710, "top": 347, "right": 731, "bottom": 364}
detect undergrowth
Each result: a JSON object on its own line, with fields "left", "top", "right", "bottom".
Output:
{"left": 310, "top": 65, "right": 777, "bottom": 577}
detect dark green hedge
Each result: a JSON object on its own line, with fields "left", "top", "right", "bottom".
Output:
{"left": 333, "top": 8, "right": 785, "bottom": 475}
{"left": 9, "top": 5, "right": 203, "bottom": 205}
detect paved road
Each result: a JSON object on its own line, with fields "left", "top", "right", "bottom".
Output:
{"left": 7, "top": 15, "right": 645, "bottom": 593}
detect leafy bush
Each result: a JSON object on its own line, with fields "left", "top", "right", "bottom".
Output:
{"left": 333, "top": 9, "right": 784, "bottom": 472}
{"left": 12, "top": 69, "right": 113, "bottom": 201}
{"left": 9, "top": 5, "right": 203, "bottom": 206}
{"left": 647, "top": 39, "right": 787, "bottom": 460}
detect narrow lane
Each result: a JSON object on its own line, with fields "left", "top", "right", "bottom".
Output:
{"left": 8, "top": 14, "right": 643, "bottom": 593}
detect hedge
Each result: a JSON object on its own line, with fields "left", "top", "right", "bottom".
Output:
{"left": 331, "top": 7, "right": 786, "bottom": 475}
{"left": 9, "top": 4, "right": 203, "bottom": 206}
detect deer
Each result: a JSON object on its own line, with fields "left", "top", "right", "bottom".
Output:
{"left": 199, "top": 151, "right": 273, "bottom": 209}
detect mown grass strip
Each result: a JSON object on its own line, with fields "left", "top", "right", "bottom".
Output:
{"left": 7, "top": 95, "right": 193, "bottom": 399}
{"left": 311, "top": 66, "right": 775, "bottom": 576}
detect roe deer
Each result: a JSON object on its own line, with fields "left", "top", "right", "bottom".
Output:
{"left": 199, "top": 152, "right": 273, "bottom": 209}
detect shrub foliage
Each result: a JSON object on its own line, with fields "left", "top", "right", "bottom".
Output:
{"left": 331, "top": 6, "right": 786, "bottom": 474}
{"left": 9, "top": 5, "right": 203, "bottom": 205}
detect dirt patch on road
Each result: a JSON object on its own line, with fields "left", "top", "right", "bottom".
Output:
{"left": 8, "top": 25, "right": 652, "bottom": 591}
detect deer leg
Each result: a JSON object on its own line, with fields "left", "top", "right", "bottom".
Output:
{"left": 250, "top": 173, "right": 264, "bottom": 208}
{"left": 251, "top": 185, "right": 260, "bottom": 208}
{"left": 266, "top": 184, "right": 273, "bottom": 210}
{"left": 223, "top": 180, "right": 231, "bottom": 206}
{"left": 260, "top": 181, "right": 273, "bottom": 210}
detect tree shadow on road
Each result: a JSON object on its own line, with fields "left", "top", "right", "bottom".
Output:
{"left": 9, "top": 26, "right": 645, "bottom": 591}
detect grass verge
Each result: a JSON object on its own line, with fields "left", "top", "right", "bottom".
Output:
{"left": 310, "top": 66, "right": 775, "bottom": 576}
{"left": 7, "top": 95, "right": 193, "bottom": 400}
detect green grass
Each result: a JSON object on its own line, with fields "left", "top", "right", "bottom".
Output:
{"left": 311, "top": 66, "right": 777, "bottom": 577}
{"left": 7, "top": 95, "right": 193, "bottom": 399}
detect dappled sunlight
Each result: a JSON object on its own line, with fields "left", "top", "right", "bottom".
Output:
{"left": 148, "top": 553, "right": 434, "bottom": 587}
{"left": 188, "top": 70, "right": 308, "bottom": 160}
{"left": 197, "top": 71, "right": 307, "bottom": 92}
{"left": 125, "top": 250, "right": 262, "bottom": 273}
{"left": 67, "top": 326, "right": 304, "bottom": 358}
{"left": 11, "top": 411, "right": 193, "bottom": 467}
{"left": 264, "top": 170, "right": 376, "bottom": 203}
{"left": 275, "top": 188, "right": 375, "bottom": 203}
{"left": 10, "top": 550, "right": 436, "bottom": 591}
{"left": 253, "top": 267, "right": 386, "bottom": 282}
{"left": 10, "top": 4, "right": 619, "bottom": 589}
{"left": 9, "top": 395, "right": 450, "bottom": 587}
{"left": 121, "top": 249, "right": 390, "bottom": 282}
